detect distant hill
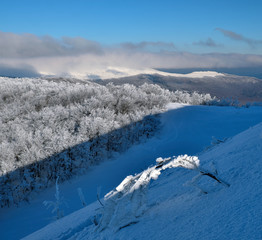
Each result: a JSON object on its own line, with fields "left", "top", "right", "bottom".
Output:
{"left": 156, "top": 67, "right": 262, "bottom": 79}
{"left": 95, "top": 73, "right": 262, "bottom": 103}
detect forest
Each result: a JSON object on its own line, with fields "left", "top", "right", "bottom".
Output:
{"left": 0, "top": 77, "right": 215, "bottom": 207}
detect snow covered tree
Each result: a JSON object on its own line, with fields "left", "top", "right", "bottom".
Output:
{"left": 0, "top": 76, "right": 216, "bottom": 207}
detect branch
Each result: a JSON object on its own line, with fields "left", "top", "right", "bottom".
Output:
{"left": 199, "top": 170, "right": 230, "bottom": 187}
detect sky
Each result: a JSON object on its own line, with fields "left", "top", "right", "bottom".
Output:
{"left": 0, "top": 0, "right": 262, "bottom": 78}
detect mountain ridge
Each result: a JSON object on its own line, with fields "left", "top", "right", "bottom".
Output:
{"left": 95, "top": 72, "right": 262, "bottom": 103}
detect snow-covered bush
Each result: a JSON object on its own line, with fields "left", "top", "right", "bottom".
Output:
{"left": 0, "top": 77, "right": 215, "bottom": 207}
{"left": 96, "top": 155, "right": 229, "bottom": 233}
{"left": 206, "top": 97, "right": 240, "bottom": 107}
{"left": 95, "top": 155, "right": 199, "bottom": 232}
{"left": 77, "top": 187, "right": 87, "bottom": 207}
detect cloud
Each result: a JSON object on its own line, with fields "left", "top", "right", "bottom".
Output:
{"left": 0, "top": 31, "right": 262, "bottom": 78}
{"left": 2, "top": 51, "right": 261, "bottom": 77}
{"left": 0, "top": 31, "right": 103, "bottom": 58}
{"left": 120, "top": 41, "right": 176, "bottom": 52}
{"left": 216, "top": 28, "right": 262, "bottom": 48}
{"left": 193, "top": 38, "right": 222, "bottom": 47}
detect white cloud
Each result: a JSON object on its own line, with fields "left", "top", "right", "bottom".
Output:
{"left": 0, "top": 31, "right": 262, "bottom": 78}
{"left": 0, "top": 31, "right": 103, "bottom": 58}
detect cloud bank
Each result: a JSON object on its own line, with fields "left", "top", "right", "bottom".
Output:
{"left": 0, "top": 31, "right": 262, "bottom": 78}
{"left": 0, "top": 32, "right": 103, "bottom": 58}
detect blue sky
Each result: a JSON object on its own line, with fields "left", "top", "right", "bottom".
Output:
{"left": 1, "top": 0, "right": 262, "bottom": 54}
{"left": 0, "top": 0, "right": 262, "bottom": 77}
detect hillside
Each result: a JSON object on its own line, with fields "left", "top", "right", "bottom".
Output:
{"left": 95, "top": 72, "right": 262, "bottom": 103}
{"left": 1, "top": 77, "right": 215, "bottom": 208}
{"left": 21, "top": 103, "right": 262, "bottom": 240}
{"left": 2, "top": 2, "right": 262, "bottom": 240}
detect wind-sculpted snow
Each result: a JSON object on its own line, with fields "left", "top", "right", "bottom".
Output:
{"left": 0, "top": 77, "right": 215, "bottom": 207}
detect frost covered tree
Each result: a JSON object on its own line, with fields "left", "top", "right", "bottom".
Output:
{"left": 95, "top": 155, "right": 229, "bottom": 233}
{"left": 0, "top": 77, "right": 216, "bottom": 207}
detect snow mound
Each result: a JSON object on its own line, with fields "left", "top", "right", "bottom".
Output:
{"left": 24, "top": 120, "right": 262, "bottom": 240}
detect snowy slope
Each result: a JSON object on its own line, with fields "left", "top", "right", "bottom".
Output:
{"left": 21, "top": 104, "right": 262, "bottom": 240}
{"left": 104, "top": 121, "right": 262, "bottom": 240}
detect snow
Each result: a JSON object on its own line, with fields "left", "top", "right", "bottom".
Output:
{"left": 62, "top": 66, "right": 224, "bottom": 80}
{"left": 1, "top": 104, "right": 262, "bottom": 239}
{"left": 24, "top": 117, "right": 262, "bottom": 239}
{"left": 108, "top": 122, "right": 262, "bottom": 240}
{"left": 23, "top": 202, "right": 100, "bottom": 240}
